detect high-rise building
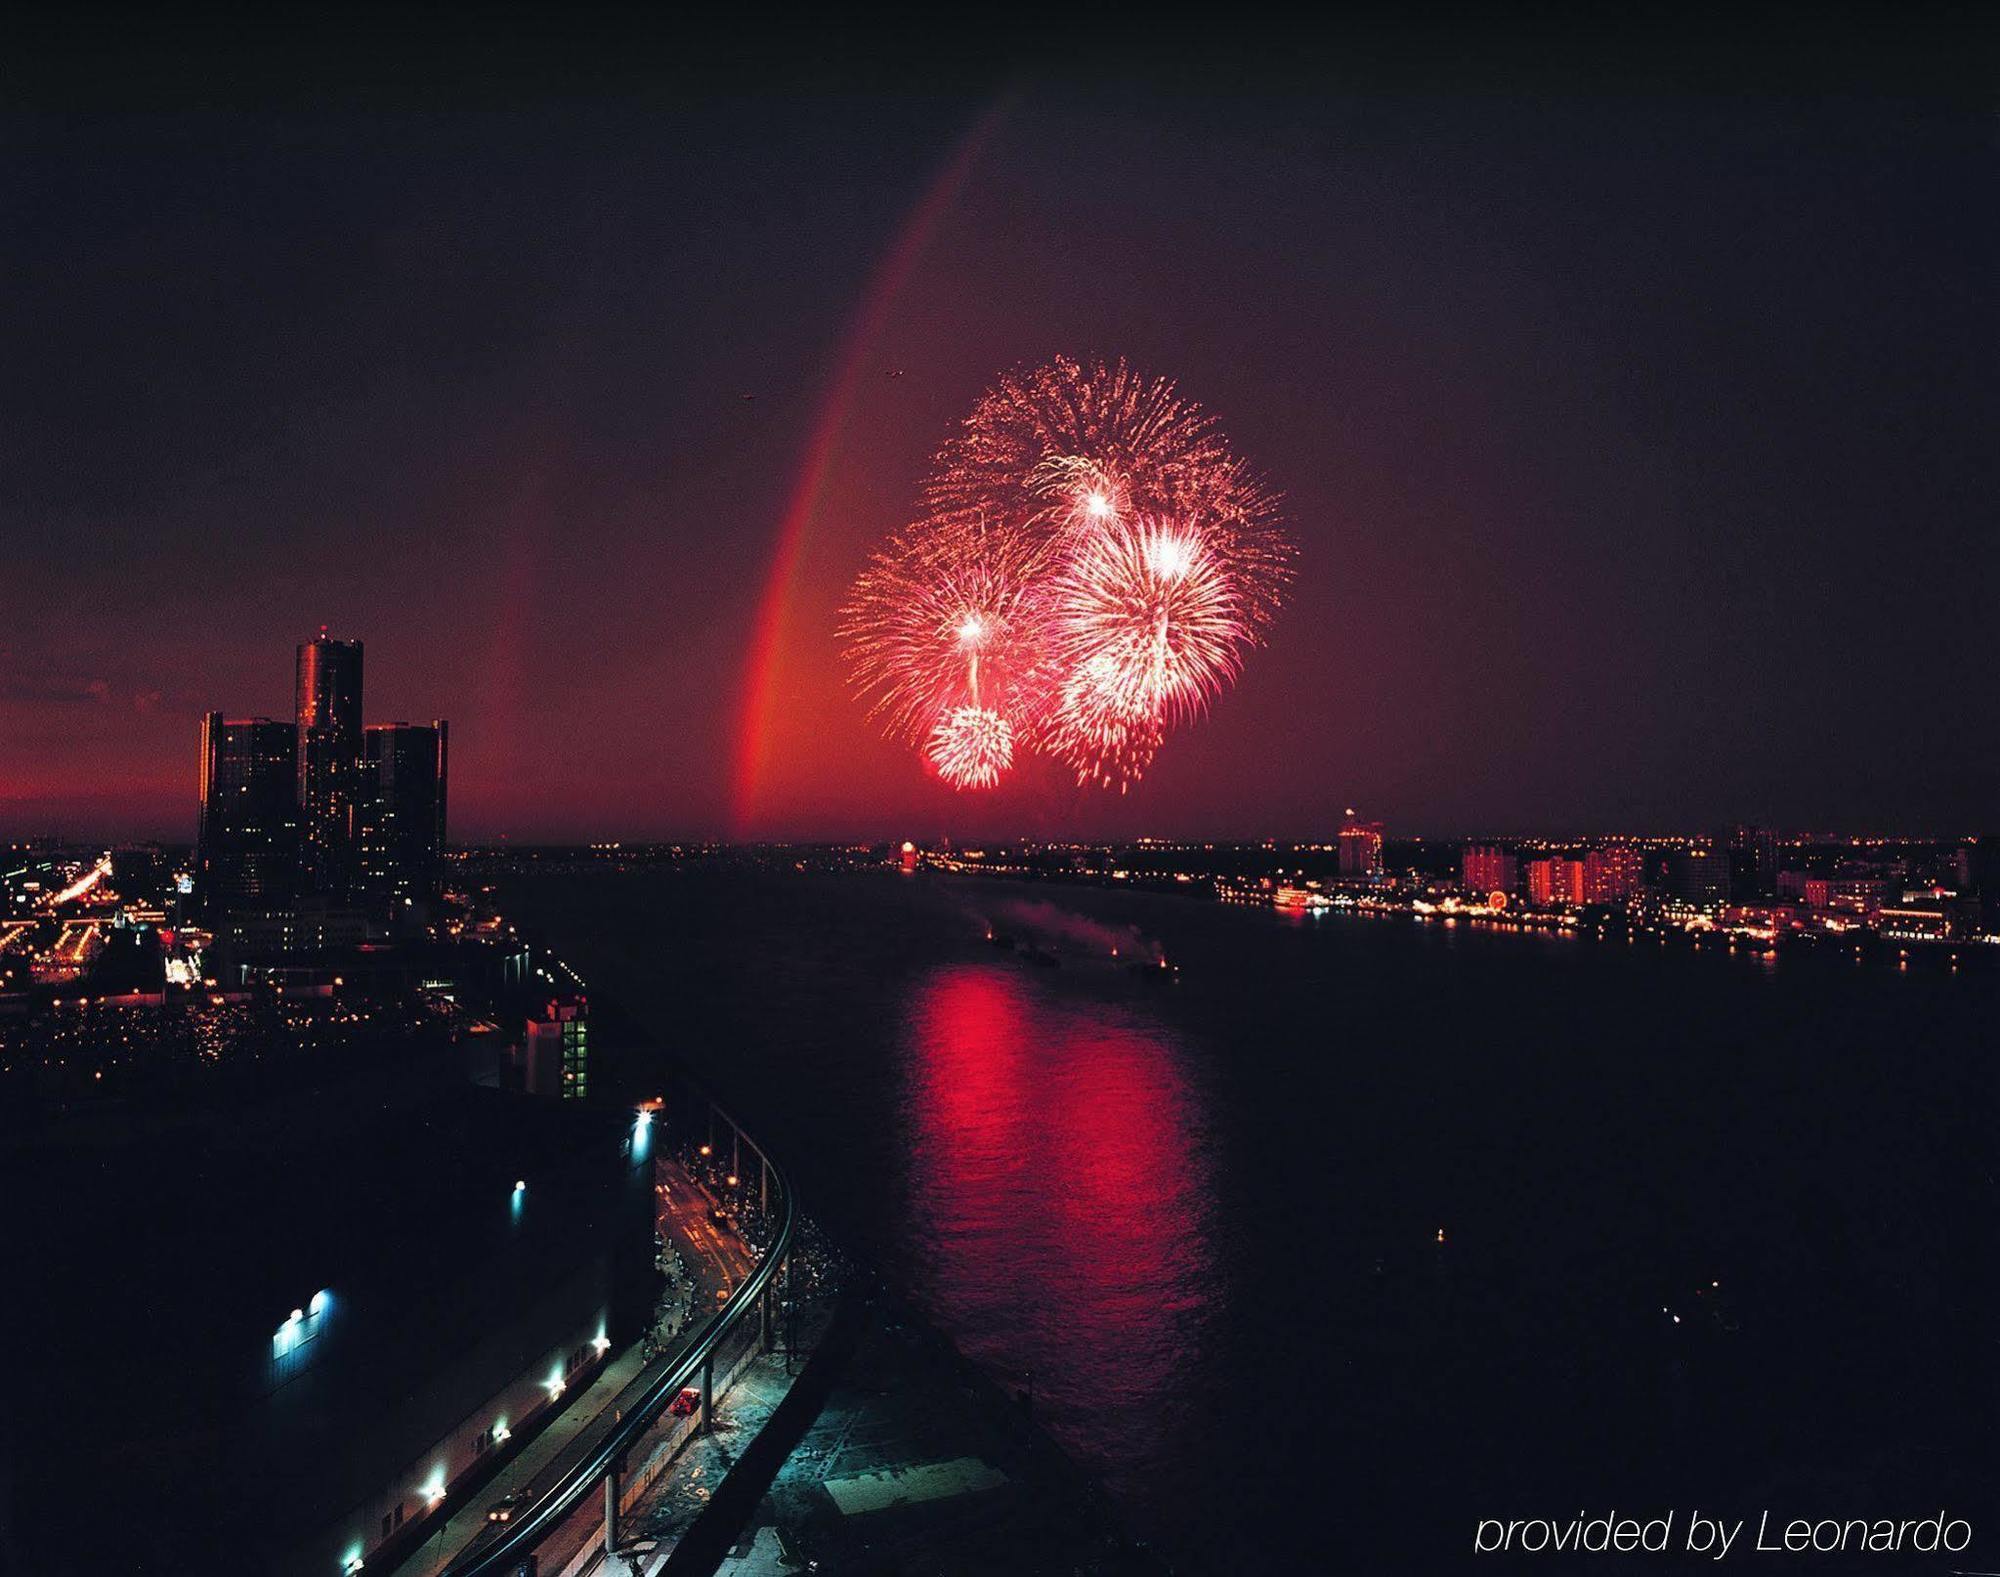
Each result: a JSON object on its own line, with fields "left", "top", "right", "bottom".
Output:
{"left": 1668, "top": 847, "right": 1731, "bottom": 909}
{"left": 1726, "top": 824, "right": 1779, "bottom": 900}
{"left": 354, "top": 721, "right": 449, "bottom": 910}
{"left": 1583, "top": 845, "right": 1644, "bottom": 903}
{"left": 1526, "top": 856, "right": 1586, "bottom": 908}
{"left": 1338, "top": 811, "right": 1385, "bottom": 880}
{"left": 523, "top": 995, "right": 589, "bottom": 1100}
{"left": 197, "top": 714, "right": 299, "bottom": 916}
{"left": 1461, "top": 844, "right": 1517, "bottom": 897}
{"left": 296, "top": 633, "right": 364, "bottom": 896}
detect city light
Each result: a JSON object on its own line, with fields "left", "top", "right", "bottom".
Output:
{"left": 309, "top": 1289, "right": 331, "bottom": 1316}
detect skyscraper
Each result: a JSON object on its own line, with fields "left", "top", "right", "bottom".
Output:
{"left": 1669, "top": 846, "right": 1731, "bottom": 909}
{"left": 1726, "top": 824, "right": 1779, "bottom": 900}
{"left": 1337, "top": 811, "right": 1385, "bottom": 880}
{"left": 296, "top": 633, "right": 363, "bottom": 895}
{"left": 197, "top": 713, "right": 299, "bottom": 916}
{"left": 354, "top": 721, "right": 449, "bottom": 910}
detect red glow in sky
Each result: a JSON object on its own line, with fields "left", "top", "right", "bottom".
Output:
{"left": 5, "top": 51, "right": 1992, "bottom": 841}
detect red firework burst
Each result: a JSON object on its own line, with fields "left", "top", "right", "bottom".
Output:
{"left": 839, "top": 518, "right": 1047, "bottom": 746}
{"left": 927, "top": 705, "right": 1014, "bottom": 789}
{"left": 841, "top": 357, "right": 1290, "bottom": 792}
{"left": 1039, "top": 514, "right": 1252, "bottom": 787}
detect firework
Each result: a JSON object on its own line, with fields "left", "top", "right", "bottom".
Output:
{"left": 927, "top": 705, "right": 1014, "bottom": 789}
{"left": 1039, "top": 513, "right": 1251, "bottom": 787}
{"left": 841, "top": 357, "right": 1291, "bottom": 791}
{"left": 838, "top": 518, "right": 1047, "bottom": 746}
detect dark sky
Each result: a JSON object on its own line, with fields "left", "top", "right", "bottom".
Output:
{"left": 2, "top": 9, "right": 1994, "bottom": 842}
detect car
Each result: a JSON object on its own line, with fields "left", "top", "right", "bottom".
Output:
{"left": 668, "top": 1386, "right": 701, "bottom": 1418}
{"left": 487, "top": 1492, "right": 527, "bottom": 1524}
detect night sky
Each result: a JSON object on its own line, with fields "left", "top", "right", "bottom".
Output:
{"left": 3, "top": 11, "right": 1993, "bottom": 842}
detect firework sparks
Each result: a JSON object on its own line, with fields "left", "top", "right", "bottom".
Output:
{"left": 927, "top": 705, "right": 1014, "bottom": 789}
{"left": 838, "top": 519, "right": 1046, "bottom": 745}
{"left": 1040, "top": 514, "right": 1248, "bottom": 786}
{"left": 841, "top": 357, "right": 1291, "bottom": 791}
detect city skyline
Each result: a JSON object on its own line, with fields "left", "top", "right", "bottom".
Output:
{"left": 6, "top": 14, "right": 1997, "bottom": 1575}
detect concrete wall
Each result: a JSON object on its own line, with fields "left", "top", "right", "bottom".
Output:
{"left": 300, "top": 1302, "right": 611, "bottom": 1576}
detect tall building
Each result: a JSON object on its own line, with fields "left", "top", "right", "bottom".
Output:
{"left": 1583, "top": 845, "right": 1644, "bottom": 903}
{"left": 296, "top": 633, "right": 364, "bottom": 896}
{"left": 1337, "top": 811, "right": 1385, "bottom": 880}
{"left": 1668, "top": 846, "right": 1731, "bottom": 909}
{"left": 1526, "top": 856, "right": 1586, "bottom": 908}
{"left": 1461, "top": 844, "right": 1517, "bottom": 897}
{"left": 523, "top": 995, "right": 589, "bottom": 1100}
{"left": 1726, "top": 824, "right": 1779, "bottom": 900}
{"left": 197, "top": 714, "right": 300, "bottom": 916}
{"left": 355, "top": 721, "right": 449, "bottom": 910}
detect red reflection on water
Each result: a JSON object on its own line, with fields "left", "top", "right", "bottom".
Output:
{"left": 902, "top": 963, "right": 1213, "bottom": 1476}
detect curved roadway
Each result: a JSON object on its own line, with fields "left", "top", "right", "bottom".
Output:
{"left": 438, "top": 1143, "right": 795, "bottom": 1577}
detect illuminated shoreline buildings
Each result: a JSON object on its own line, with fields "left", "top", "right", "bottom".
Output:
{"left": 1461, "top": 844, "right": 1518, "bottom": 898}
{"left": 1338, "top": 811, "right": 1385, "bottom": 881}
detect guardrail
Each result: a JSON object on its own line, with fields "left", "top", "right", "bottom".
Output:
{"left": 441, "top": 1107, "right": 795, "bottom": 1577}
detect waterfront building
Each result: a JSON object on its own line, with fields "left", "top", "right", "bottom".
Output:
{"left": 1877, "top": 902, "right": 1952, "bottom": 940}
{"left": 1583, "top": 845, "right": 1643, "bottom": 903}
{"left": 197, "top": 713, "right": 300, "bottom": 917}
{"left": 523, "top": 993, "right": 590, "bottom": 1100}
{"left": 355, "top": 721, "right": 449, "bottom": 911}
{"left": 1337, "top": 812, "right": 1384, "bottom": 880}
{"left": 1825, "top": 877, "right": 1891, "bottom": 918}
{"left": 1460, "top": 844, "right": 1517, "bottom": 897}
{"left": 1722, "top": 902, "right": 1804, "bottom": 936}
{"left": 1667, "top": 847, "right": 1730, "bottom": 910}
{"left": 1526, "top": 855, "right": 1586, "bottom": 908}
{"left": 296, "top": 633, "right": 365, "bottom": 896}
{"left": 1726, "top": 824, "right": 1779, "bottom": 899}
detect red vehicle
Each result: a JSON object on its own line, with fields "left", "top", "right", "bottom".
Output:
{"left": 668, "top": 1386, "right": 700, "bottom": 1418}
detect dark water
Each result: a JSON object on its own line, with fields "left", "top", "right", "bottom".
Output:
{"left": 517, "top": 866, "right": 2000, "bottom": 1573}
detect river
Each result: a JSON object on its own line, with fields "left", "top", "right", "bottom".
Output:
{"left": 512, "top": 863, "right": 2000, "bottom": 1572}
